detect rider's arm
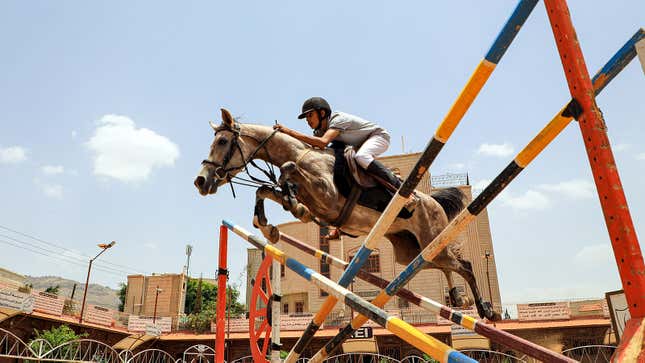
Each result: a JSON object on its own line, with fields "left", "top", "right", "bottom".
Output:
{"left": 282, "top": 128, "right": 340, "bottom": 149}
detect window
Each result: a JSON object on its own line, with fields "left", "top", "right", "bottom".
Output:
{"left": 280, "top": 264, "right": 285, "bottom": 278}
{"left": 295, "top": 301, "right": 304, "bottom": 314}
{"left": 398, "top": 297, "right": 409, "bottom": 308}
{"left": 283, "top": 303, "right": 289, "bottom": 314}
{"left": 348, "top": 254, "right": 380, "bottom": 273}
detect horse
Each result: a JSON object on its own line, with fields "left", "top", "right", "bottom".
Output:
{"left": 194, "top": 108, "right": 501, "bottom": 321}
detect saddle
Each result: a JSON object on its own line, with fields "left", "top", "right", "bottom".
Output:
{"left": 330, "top": 142, "right": 413, "bottom": 229}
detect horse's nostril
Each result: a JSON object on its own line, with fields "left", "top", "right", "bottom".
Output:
{"left": 194, "top": 176, "right": 205, "bottom": 188}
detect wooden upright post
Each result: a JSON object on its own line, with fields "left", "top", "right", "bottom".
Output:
{"left": 215, "top": 225, "right": 228, "bottom": 363}
{"left": 543, "top": 1, "right": 645, "bottom": 360}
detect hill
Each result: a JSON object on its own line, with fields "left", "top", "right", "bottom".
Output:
{"left": 25, "top": 275, "right": 120, "bottom": 310}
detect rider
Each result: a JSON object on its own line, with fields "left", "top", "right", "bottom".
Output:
{"left": 273, "top": 97, "right": 414, "bottom": 239}
{"left": 273, "top": 96, "right": 403, "bottom": 191}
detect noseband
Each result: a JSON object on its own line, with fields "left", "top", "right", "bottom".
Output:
{"left": 201, "top": 123, "right": 279, "bottom": 196}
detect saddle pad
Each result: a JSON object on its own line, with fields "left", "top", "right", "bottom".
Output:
{"left": 331, "top": 143, "right": 413, "bottom": 220}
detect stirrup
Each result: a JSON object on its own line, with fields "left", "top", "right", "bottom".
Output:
{"left": 324, "top": 228, "right": 341, "bottom": 240}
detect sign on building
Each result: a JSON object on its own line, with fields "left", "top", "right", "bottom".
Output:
{"left": 32, "top": 291, "right": 64, "bottom": 316}
{"left": 606, "top": 290, "right": 630, "bottom": 341}
{"left": 281, "top": 315, "right": 314, "bottom": 331}
{"left": 0, "top": 287, "right": 34, "bottom": 313}
{"left": 348, "top": 327, "right": 373, "bottom": 339}
{"left": 83, "top": 305, "right": 114, "bottom": 327}
{"left": 128, "top": 315, "right": 172, "bottom": 333}
{"left": 517, "top": 302, "right": 570, "bottom": 321}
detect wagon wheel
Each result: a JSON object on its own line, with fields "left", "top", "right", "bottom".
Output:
{"left": 249, "top": 254, "right": 273, "bottom": 363}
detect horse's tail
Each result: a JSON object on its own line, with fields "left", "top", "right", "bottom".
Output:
{"left": 431, "top": 187, "right": 467, "bottom": 221}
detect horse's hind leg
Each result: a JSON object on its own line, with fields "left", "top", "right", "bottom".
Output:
{"left": 454, "top": 258, "right": 502, "bottom": 321}
{"left": 442, "top": 270, "right": 474, "bottom": 308}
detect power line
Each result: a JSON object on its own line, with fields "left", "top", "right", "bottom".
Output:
{"left": 0, "top": 224, "right": 144, "bottom": 274}
{"left": 0, "top": 238, "right": 124, "bottom": 277}
{"left": 0, "top": 232, "right": 136, "bottom": 275}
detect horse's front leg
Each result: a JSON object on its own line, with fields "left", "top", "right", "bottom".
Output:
{"left": 253, "top": 185, "right": 316, "bottom": 243}
{"left": 253, "top": 186, "right": 282, "bottom": 243}
{"left": 454, "top": 258, "right": 502, "bottom": 321}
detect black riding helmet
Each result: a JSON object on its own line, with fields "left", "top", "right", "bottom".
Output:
{"left": 298, "top": 97, "right": 331, "bottom": 119}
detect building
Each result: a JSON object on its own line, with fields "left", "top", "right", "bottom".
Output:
{"left": 246, "top": 152, "right": 502, "bottom": 326}
{"left": 124, "top": 273, "right": 187, "bottom": 328}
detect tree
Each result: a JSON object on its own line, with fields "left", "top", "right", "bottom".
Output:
{"left": 117, "top": 283, "right": 127, "bottom": 312}
{"left": 192, "top": 278, "right": 203, "bottom": 314}
{"left": 28, "top": 325, "right": 87, "bottom": 358}
{"left": 185, "top": 278, "right": 217, "bottom": 314}
{"left": 184, "top": 282, "right": 246, "bottom": 334}
{"left": 45, "top": 285, "right": 60, "bottom": 295}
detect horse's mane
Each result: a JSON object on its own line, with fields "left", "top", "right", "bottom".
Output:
{"left": 239, "top": 122, "right": 335, "bottom": 157}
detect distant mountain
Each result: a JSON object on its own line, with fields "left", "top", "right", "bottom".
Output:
{"left": 25, "top": 275, "right": 120, "bottom": 311}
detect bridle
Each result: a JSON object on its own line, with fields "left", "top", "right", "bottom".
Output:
{"left": 201, "top": 122, "right": 280, "bottom": 197}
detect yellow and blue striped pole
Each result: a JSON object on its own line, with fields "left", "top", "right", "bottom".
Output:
{"left": 307, "top": 29, "right": 644, "bottom": 363}
{"left": 285, "top": 1, "right": 539, "bottom": 361}
{"left": 223, "top": 220, "right": 477, "bottom": 363}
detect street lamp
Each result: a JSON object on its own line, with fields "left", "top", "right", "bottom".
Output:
{"left": 79, "top": 241, "right": 116, "bottom": 324}
{"left": 153, "top": 286, "right": 163, "bottom": 324}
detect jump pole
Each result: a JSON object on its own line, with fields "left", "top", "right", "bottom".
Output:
{"left": 306, "top": 30, "right": 644, "bottom": 363}
{"left": 215, "top": 225, "right": 228, "bottom": 363}
{"left": 285, "top": 1, "right": 539, "bottom": 360}
{"left": 543, "top": 1, "right": 645, "bottom": 360}
{"left": 223, "top": 221, "right": 477, "bottom": 363}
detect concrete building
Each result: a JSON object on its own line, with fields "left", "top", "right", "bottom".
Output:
{"left": 124, "top": 273, "right": 187, "bottom": 328}
{"left": 246, "top": 152, "right": 502, "bottom": 325}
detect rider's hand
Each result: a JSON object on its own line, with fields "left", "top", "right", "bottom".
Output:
{"left": 274, "top": 124, "right": 289, "bottom": 134}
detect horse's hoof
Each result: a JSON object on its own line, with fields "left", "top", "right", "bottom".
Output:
{"left": 461, "top": 296, "right": 475, "bottom": 308}
{"left": 268, "top": 226, "right": 280, "bottom": 244}
{"left": 481, "top": 302, "right": 502, "bottom": 321}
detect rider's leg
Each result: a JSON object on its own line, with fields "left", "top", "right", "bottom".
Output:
{"left": 355, "top": 134, "right": 400, "bottom": 190}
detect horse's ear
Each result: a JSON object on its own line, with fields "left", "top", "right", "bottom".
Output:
{"left": 221, "top": 108, "right": 235, "bottom": 127}
{"left": 209, "top": 121, "right": 218, "bottom": 131}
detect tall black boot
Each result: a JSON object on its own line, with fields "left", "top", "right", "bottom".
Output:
{"left": 366, "top": 160, "right": 401, "bottom": 191}
{"left": 366, "top": 160, "right": 417, "bottom": 213}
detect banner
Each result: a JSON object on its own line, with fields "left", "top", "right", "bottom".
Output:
{"left": 128, "top": 315, "right": 172, "bottom": 333}
{"left": 517, "top": 302, "right": 570, "bottom": 321}
{"left": 83, "top": 304, "right": 114, "bottom": 327}
{"left": 0, "top": 288, "right": 34, "bottom": 313}
{"left": 32, "top": 291, "right": 64, "bottom": 316}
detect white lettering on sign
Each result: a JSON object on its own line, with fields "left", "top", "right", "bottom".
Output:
{"left": 128, "top": 316, "right": 172, "bottom": 333}
{"left": 517, "top": 302, "right": 570, "bottom": 321}
{"left": 32, "top": 291, "right": 64, "bottom": 316}
{"left": 351, "top": 327, "right": 373, "bottom": 339}
{"left": 0, "top": 288, "right": 34, "bottom": 313}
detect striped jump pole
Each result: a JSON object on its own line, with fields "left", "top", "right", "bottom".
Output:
{"left": 279, "top": 232, "right": 571, "bottom": 362}
{"left": 308, "top": 30, "right": 644, "bottom": 363}
{"left": 285, "top": 1, "right": 538, "bottom": 360}
{"left": 223, "top": 221, "right": 477, "bottom": 363}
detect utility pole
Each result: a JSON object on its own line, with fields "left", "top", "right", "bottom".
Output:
{"left": 79, "top": 241, "right": 116, "bottom": 324}
{"left": 182, "top": 244, "right": 193, "bottom": 314}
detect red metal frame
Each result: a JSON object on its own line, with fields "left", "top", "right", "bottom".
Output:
{"left": 249, "top": 255, "right": 273, "bottom": 363}
{"left": 543, "top": 0, "right": 645, "bottom": 358}
{"left": 215, "top": 225, "right": 228, "bottom": 363}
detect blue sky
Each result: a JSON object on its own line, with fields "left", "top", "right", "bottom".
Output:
{"left": 1, "top": 1, "right": 643, "bottom": 305}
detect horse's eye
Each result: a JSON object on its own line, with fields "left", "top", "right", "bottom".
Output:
{"left": 218, "top": 138, "right": 228, "bottom": 146}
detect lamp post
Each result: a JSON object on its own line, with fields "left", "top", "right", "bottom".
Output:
{"left": 153, "top": 286, "right": 163, "bottom": 324}
{"left": 79, "top": 241, "right": 116, "bottom": 324}
{"left": 484, "top": 250, "right": 494, "bottom": 310}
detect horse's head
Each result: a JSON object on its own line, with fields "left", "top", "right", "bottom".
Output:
{"left": 194, "top": 108, "right": 250, "bottom": 196}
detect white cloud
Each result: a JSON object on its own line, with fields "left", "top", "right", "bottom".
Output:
{"left": 473, "top": 179, "right": 491, "bottom": 190}
{"left": 41, "top": 184, "right": 64, "bottom": 199}
{"left": 538, "top": 179, "right": 595, "bottom": 200}
{"left": 574, "top": 244, "right": 613, "bottom": 268}
{"left": 613, "top": 143, "right": 631, "bottom": 152}
{"left": 637, "top": 153, "right": 645, "bottom": 160}
{"left": 0, "top": 146, "right": 28, "bottom": 164}
{"left": 42, "top": 165, "right": 65, "bottom": 175}
{"left": 500, "top": 189, "right": 551, "bottom": 210}
{"left": 144, "top": 242, "right": 158, "bottom": 249}
{"left": 476, "top": 143, "right": 514, "bottom": 158}
{"left": 86, "top": 115, "right": 180, "bottom": 183}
